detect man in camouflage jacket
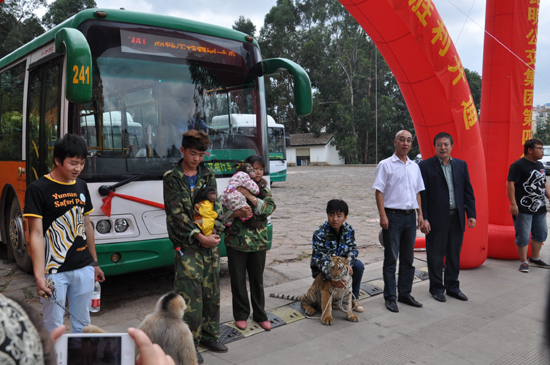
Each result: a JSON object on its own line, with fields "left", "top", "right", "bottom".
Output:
{"left": 163, "top": 130, "right": 227, "bottom": 359}
{"left": 310, "top": 199, "right": 365, "bottom": 312}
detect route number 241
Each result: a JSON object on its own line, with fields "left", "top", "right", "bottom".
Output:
{"left": 73, "top": 65, "right": 90, "bottom": 84}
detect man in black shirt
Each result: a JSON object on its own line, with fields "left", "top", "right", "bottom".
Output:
{"left": 506, "top": 138, "right": 550, "bottom": 273}
{"left": 24, "top": 134, "right": 105, "bottom": 333}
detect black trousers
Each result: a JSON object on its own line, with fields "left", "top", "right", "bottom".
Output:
{"left": 226, "top": 247, "right": 268, "bottom": 322}
{"left": 426, "top": 212, "right": 464, "bottom": 295}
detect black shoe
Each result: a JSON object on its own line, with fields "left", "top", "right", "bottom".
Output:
{"left": 433, "top": 293, "right": 446, "bottom": 302}
{"left": 385, "top": 300, "right": 399, "bottom": 312}
{"left": 529, "top": 258, "right": 550, "bottom": 268}
{"left": 195, "top": 349, "right": 204, "bottom": 364}
{"left": 397, "top": 296, "right": 423, "bottom": 308}
{"left": 447, "top": 291, "right": 468, "bottom": 301}
{"left": 200, "top": 340, "right": 228, "bottom": 353}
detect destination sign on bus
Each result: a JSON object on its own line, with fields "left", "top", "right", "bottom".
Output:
{"left": 120, "top": 29, "right": 242, "bottom": 66}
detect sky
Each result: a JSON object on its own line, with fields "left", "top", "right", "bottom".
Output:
{"left": 59, "top": 0, "right": 550, "bottom": 107}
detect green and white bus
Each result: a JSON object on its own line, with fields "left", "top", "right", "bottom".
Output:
{"left": 0, "top": 9, "right": 312, "bottom": 275}
{"left": 268, "top": 117, "right": 287, "bottom": 184}
{"left": 210, "top": 114, "right": 287, "bottom": 184}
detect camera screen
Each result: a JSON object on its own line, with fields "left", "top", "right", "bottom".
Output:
{"left": 67, "top": 336, "right": 122, "bottom": 364}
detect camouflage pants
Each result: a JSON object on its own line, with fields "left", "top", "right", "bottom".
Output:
{"left": 174, "top": 246, "right": 220, "bottom": 346}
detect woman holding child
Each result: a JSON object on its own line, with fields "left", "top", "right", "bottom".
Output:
{"left": 224, "top": 155, "right": 276, "bottom": 331}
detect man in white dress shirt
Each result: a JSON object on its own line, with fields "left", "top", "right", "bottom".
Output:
{"left": 373, "top": 130, "right": 425, "bottom": 313}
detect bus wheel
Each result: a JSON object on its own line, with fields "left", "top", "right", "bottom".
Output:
{"left": 8, "top": 201, "right": 32, "bottom": 273}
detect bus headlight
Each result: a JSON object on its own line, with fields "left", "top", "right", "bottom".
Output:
{"left": 114, "top": 219, "right": 129, "bottom": 233}
{"left": 96, "top": 220, "right": 111, "bottom": 234}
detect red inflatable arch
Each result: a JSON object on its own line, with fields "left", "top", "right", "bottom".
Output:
{"left": 339, "top": 0, "right": 488, "bottom": 268}
{"left": 481, "top": 0, "right": 540, "bottom": 259}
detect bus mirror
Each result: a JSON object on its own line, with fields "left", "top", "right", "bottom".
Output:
{"left": 263, "top": 58, "right": 312, "bottom": 117}
{"left": 55, "top": 28, "right": 93, "bottom": 103}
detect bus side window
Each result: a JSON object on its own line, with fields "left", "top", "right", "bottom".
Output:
{"left": 0, "top": 62, "right": 26, "bottom": 160}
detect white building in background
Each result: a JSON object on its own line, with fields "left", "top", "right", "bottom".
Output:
{"left": 287, "top": 132, "right": 345, "bottom": 166}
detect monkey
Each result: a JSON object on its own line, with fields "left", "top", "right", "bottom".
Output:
{"left": 138, "top": 292, "right": 197, "bottom": 365}
{"left": 221, "top": 163, "right": 261, "bottom": 226}
{"left": 82, "top": 324, "right": 108, "bottom": 333}
{"left": 193, "top": 186, "right": 225, "bottom": 235}
{"left": 82, "top": 293, "right": 197, "bottom": 364}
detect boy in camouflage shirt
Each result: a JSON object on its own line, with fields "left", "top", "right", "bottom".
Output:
{"left": 311, "top": 199, "right": 365, "bottom": 312}
{"left": 163, "top": 130, "right": 228, "bottom": 362}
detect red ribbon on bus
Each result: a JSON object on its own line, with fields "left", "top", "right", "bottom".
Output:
{"left": 101, "top": 191, "right": 164, "bottom": 217}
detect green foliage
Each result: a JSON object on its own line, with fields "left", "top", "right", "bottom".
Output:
{"left": 256, "top": 0, "right": 423, "bottom": 163}
{"left": 0, "top": 111, "right": 23, "bottom": 159}
{"left": 534, "top": 115, "right": 550, "bottom": 145}
{"left": 0, "top": 0, "right": 45, "bottom": 58}
{"left": 4, "top": 0, "right": 46, "bottom": 23}
{"left": 259, "top": 0, "right": 302, "bottom": 133}
{"left": 464, "top": 68, "right": 482, "bottom": 112}
{"left": 232, "top": 15, "right": 256, "bottom": 37}
{"left": 42, "top": 0, "right": 97, "bottom": 29}
{"left": 0, "top": 0, "right": 96, "bottom": 57}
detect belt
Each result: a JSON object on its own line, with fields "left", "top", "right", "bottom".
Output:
{"left": 385, "top": 208, "right": 415, "bottom": 214}
{"left": 449, "top": 209, "right": 459, "bottom": 215}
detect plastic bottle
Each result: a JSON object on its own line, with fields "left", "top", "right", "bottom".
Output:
{"left": 91, "top": 279, "right": 101, "bottom": 313}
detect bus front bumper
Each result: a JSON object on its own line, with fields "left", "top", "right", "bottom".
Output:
{"left": 96, "top": 224, "right": 273, "bottom": 276}
{"left": 270, "top": 169, "right": 287, "bottom": 182}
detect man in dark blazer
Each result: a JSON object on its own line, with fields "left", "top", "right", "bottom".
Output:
{"left": 418, "top": 132, "right": 476, "bottom": 302}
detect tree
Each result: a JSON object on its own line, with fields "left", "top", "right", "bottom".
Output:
{"left": 232, "top": 16, "right": 256, "bottom": 37}
{"left": 0, "top": 0, "right": 45, "bottom": 58}
{"left": 4, "top": 0, "right": 45, "bottom": 24}
{"left": 256, "top": 0, "right": 416, "bottom": 163}
{"left": 534, "top": 114, "right": 550, "bottom": 145}
{"left": 258, "top": 0, "right": 302, "bottom": 132}
{"left": 295, "top": 0, "right": 415, "bottom": 163}
{"left": 42, "top": 0, "right": 97, "bottom": 29}
{"left": 464, "top": 68, "right": 481, "bottom": 112}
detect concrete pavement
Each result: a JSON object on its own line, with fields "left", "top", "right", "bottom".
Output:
{"left": 206, "top": 250, "right": 550, "bottom": 364}
{"left": 1, "top": 165, "right": 549, "bottom": 364}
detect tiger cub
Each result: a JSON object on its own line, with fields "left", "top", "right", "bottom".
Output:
{"left": 301, "top": 256, "right": 359, "bottom": 325}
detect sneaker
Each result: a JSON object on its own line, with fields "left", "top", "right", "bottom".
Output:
{"left": 352, "top": 299, "right": 364, "bottom": 312}
{"left": 519, "top": 262, "right": 529, "bottom": 273}
{"left": 199, "top": 340, "right": 228, "bottom": 353}
{"left": 528, "top": 258, "right": 550, "bottom": 268}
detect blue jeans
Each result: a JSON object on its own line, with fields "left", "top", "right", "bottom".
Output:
{"left": 351, "top": 259, "right": 364, "bottom": 300}
{"left": 382, "top": 209, "right": 416, "bottom": 301}
{"left": 512, "top": 212, "right": 548, "bottom": 247}
{"left": 41, "top": 265, "right": 95, "bottom": 333}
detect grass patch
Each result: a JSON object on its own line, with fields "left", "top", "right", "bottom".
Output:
{"left": 23, "top": 287, "right": 34, "bottom": 300}
{"left": 0, "top": 280, "right": 11, "bottom": 292}
{"left": 296, "top": 251, "right": 311, "bottom": 261}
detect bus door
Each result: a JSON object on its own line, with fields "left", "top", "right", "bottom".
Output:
{"left": 26, "top": 59, "right": 63, "bottom": 183}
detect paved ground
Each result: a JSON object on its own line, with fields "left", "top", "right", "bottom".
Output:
{"left": 1, "top": 165, "right": 550, "bottom": 364}
{"left": 262, "top": 165, "right": 385, "bottom": 287}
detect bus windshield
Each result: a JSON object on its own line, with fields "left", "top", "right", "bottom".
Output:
{"left": 268, "top": 126, "right": 286, "bottom": 161}
{"left": 71, "top": 21, "right": 265, "bottom": 182}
